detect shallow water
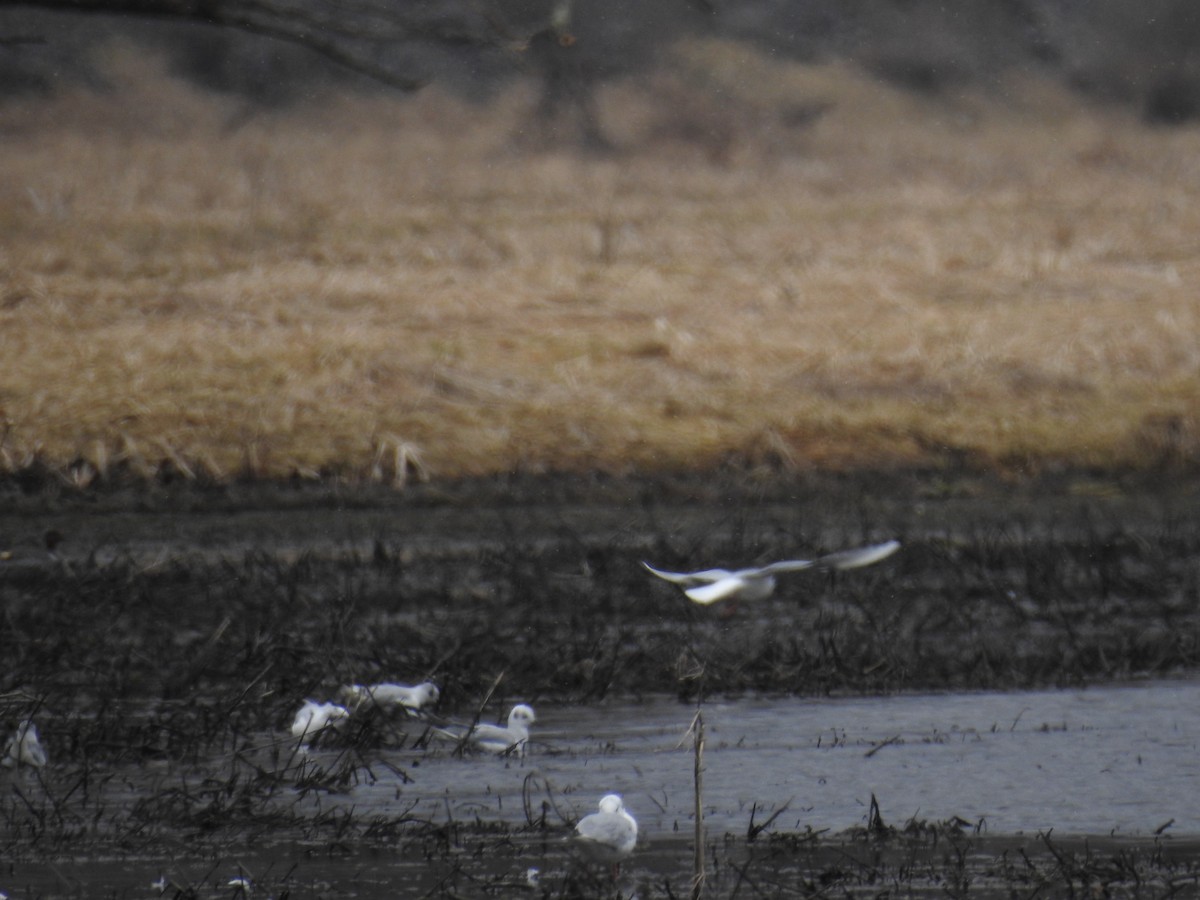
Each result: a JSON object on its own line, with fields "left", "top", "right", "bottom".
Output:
{"left": 6, "top": 679, "right": 1199, "bottom": 898}
{"left": 357, "top": 677, "right": 1200, "bottom": 839}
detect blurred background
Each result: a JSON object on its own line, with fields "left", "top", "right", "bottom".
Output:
{"left": 3, "top": 0, "right": 1199, "bottom": 482}
{"left": 4, "top": 0, "right": 1200, "bottom": 132}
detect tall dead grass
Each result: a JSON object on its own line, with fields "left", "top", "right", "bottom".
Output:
{"left": 2, "top": 38, "right": 1199, "bottom": 484}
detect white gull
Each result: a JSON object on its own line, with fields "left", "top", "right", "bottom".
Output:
{"left": 437, "top": 703, "right": 536, "bottom": 756}
{"left": 340, "top": 681, "right": 440, "bottom": 713}
{"left": 574, "top": 794, "right": 637, "bottom": 875}
{"left": 2, "top": 719, "right": 47, "bottom": 769}
{"left": 643, "top": 539, "right": 900, "bottom": 605}
{"left": 290, "top": 700, "right": 351, "bottom": 744}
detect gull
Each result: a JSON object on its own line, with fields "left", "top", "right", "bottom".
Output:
{"left": 436, "top": 704, "right": 536, "bottom": 756}
{"left": 643, "top": 539, "right": 901, "bottom": 605}
{"left": 290, "top": 700, "right": 350, "bottom": 745}
{"left": 2, "top": 719, "right": 47, "bottom": 769}
{"left": 573, "top": 794, "right": 638, "bottom": 877}
{"left": 340, "top": 681, "right": 440, "bottom": 713}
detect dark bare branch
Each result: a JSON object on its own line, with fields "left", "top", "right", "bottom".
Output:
{"left": 3, "top": 0, "right": 530, "bottom": 91}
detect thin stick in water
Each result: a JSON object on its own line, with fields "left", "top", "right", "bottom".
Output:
{"left": 692, "top": 710, "right": 706, "bottom": 900}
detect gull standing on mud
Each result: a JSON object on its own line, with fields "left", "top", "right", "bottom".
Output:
{"left": 573, "top": 794, "right": 638, "bottom": 877}
{"left": 437, "top": 703, "right": 536, "bottom": 756}
{"left": 643, "top": 539, "right": 900, "bottom": 605}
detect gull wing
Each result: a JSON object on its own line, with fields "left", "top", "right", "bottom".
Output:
{"left": 642, "top": 561, "right": 733, "bottom": 586}
{"left": 757, "top": 558, "right": 818, "bottom": 575}
{"left": 431, "top": 721, "right": 518, "bottom": 752}
{"left": 812, "top": 540, "right": 901, "bottom": 570}
{"left": 759, "top": 541, "right": 899, "bottom": 576}
{"left": 575, "top": 813, "right": 636, "bottom": 858}
{"left": 576, "top": 812, "right": 628, "bottom": 845}
{"left": 684, "top": 576, "right": 750, "bottom": 605}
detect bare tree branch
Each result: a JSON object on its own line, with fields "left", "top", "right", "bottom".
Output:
{"left": 3, "top": 0, "right": 531, "bottom": 91}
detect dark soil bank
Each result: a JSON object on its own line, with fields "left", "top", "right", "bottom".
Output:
{"left": 3, "top": 468, "right": 1199, "bottom": 710}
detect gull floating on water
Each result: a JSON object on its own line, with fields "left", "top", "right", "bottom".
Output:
{"left": 2, "top": 719, "right": 47, "bottom": 769}
{"left": 437, "top": 703, "right": 536, "bottom": 756}
{"left": 643, "top": 539, "right": 901, "bottom": 605}
{"left": 340, "top": 681, "right": 440, "bottom": 713}
{"left": 574, "top": 794, "right": 638, "bottom": 876}
{"left": 291, "top": 700, "right": 351, "bottom": 744}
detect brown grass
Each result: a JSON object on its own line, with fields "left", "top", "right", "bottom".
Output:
{"left": 2, "top": 38, "right": 1199, "bottom": 484}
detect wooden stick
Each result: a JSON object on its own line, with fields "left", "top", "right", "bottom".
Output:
{"left": 692, "top": 710, "right": 706, "bottom": 900}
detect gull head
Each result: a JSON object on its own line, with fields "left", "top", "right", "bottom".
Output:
{"left": 508, "top": 704, "right": 536, "bottom": 729}
{"left": 598, "top": 794, "right": 625, "bottom": 815}
{"left": 411, "top": 682, "right": 441, "bottom": 707}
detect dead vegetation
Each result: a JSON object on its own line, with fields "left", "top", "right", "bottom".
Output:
{"left": 1, "top": 39, "right": 1198, "bottom": 487}
{"left": 0, "top": 467, "right": 1197, "bottom": 893}
{"left": 2, "top": 486, "right": 1197, "bottom": 729}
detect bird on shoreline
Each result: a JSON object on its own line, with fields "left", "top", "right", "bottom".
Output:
{"left": 643, "top": 539, "right": 900, "bottom": 605}
{"left": 436, "top": 703, "right": 536, "bottom": 756}
{"left": 340, "top": 681, "right": 440, "bottom": 713}
{"left": 573, "top": 793, "right": 638, "bottom": 877}
{"left": 290, "top": 700, "right": 351, "bottom": 745}
{"left": 2, "top": 719, "right": 47, "bottom": 769}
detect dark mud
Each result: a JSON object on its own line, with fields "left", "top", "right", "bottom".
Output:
{"left": 2, "top": 468, "right": 1199, "bottom": 895}
{"left": 7, "top": 815, "right": 1200, "bottom": 898}
{"left": 4, "top": 468, "right": 1198, "bottom": 702}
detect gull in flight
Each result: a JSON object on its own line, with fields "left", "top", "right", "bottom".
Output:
{"left": 291, "top": 700, "right": 351, "bottom": 745}
{"left": 436, "top": 703, "right": 536, "bottom": 756}
{"left": 340, "top": 681, "right": 440, "bottom": 713}
{"left": 573, "top": 794, "right": 638, "bottom": 878}
{"left": 2, "top": 719, "right": 47, "bottom": 769}
{"left": 643, "top": 539, "right": 900, "bottom": 605}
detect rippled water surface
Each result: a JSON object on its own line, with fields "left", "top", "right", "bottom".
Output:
{"left": 359, "top": 677, "right": 1200, "bottom": 838}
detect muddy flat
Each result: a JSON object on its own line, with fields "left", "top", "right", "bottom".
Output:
{"left": 2, "top": 471, "right": 1200, "bottom": 897}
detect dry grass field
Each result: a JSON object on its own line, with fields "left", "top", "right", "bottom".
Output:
{"left": 2, "top": 38, "right": 1199, "bottom": 486}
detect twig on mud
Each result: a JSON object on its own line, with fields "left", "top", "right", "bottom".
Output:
{"left": 727, "top": 857, "right": 770, "bottom": 900}
{"left": 521, "top": 772, "right": 573, "bottom": 829}
{"left": 864, "top": 734, "right": 902, "bottom": 758}
{"left": 747, "top": 798, "right": 794, "bottom": 841}
{"left": 1039, "top": 829, "right": 1069, "bottom": 867}
{"left": 868, "top": 793, "right": 888, "bottom": 835}
{"left": 374, "top": 758, "right": 415, "bottom": 786}
{"left": 162, "top": 615, "right": 232, "bottom": 699}
{"left": 219, "top": 662, "right": 275, "bottom": 723}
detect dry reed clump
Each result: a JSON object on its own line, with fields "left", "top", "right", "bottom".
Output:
{"left": 2, "top": 39, "right": 1200, "bottom": 486}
